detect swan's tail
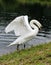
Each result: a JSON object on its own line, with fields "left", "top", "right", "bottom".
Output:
{"left": 7, "top": 43, "right": 15, "bottom": 47}
{"left": 7, "top": 38, "right": 19, "bottom": 47}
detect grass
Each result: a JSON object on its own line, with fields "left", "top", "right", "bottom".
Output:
{"left": 0, "top": 42, "right": 51, "bottom": 65}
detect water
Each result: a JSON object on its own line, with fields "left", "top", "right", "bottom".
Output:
{"left": 0, "top": 12, "right": 51, "bottom": 56}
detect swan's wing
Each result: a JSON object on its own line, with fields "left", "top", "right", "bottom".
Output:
{"left": 5, "top": 15, "right": 32, "bottom": 36}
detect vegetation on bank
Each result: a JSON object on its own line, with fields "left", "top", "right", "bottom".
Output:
{"left": 0, "top": 0, "right": 51, "bottom": 5}
{"left": 0, "top": 0, "right": 51, "bottom": 12}
{"left": 0, "top": 42, "right": 51, "bottom": 65}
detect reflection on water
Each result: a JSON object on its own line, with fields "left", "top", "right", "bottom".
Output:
{"left": 0, "top": 12, "right": 51, "bottom": 56}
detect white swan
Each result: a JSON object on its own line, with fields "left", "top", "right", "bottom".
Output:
{"left": 5, "top": 15, "right": 42, "bottom": 50}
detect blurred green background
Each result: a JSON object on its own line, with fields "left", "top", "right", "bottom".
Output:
{"left": 0, "top": 0, "right": 51, "bottom": 12}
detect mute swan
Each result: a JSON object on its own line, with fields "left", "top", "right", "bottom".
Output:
{"left": 5, "top": 15, "right": 42, "bottom": 50}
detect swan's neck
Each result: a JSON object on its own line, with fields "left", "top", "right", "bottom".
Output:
{"left": 30, "top": 20, "right": 39, "bottom": 31}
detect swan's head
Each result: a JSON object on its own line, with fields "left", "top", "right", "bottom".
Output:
{"left": 30, "top": 20, "right": 42, "bottom": 29}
